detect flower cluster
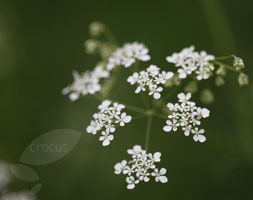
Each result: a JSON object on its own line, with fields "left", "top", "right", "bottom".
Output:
{"left": 114, "top": 145, "right": 168, "bottom": 189}
{"left": 86, "top": 100, "right": 132, "bottom": 146}
{"left": 163, "top": 93, "right": 210, "bottom": 143}
{"left": 106, "top": 42, "right": 151, "bottom": 71}
{"left": 166, "top": 46, "right": 215, "bottom": 80}
{"left": 127, "top": 65, "right": 174, "bottom": 99}
{"left": 62, "top": 66, "right": 109, "bottom": 101}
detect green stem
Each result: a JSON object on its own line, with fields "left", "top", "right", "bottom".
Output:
{"left": 145, "top": 115, "right": 153, "bottom": 151}
{"left": 212, "top": 60, "right": 237, "bottom": 72}
{"left": 132, "top": 114, "right": 146, "bottom": 120}
{"left": 215, "top": 55, "right": 233, "bottom": 61}
{"left": 154, "top": 112, "right": 168, "bottom": 119}
{"left": 124, "top": 104, "right": 147, "bottom": 115}
{"left": 105, "top": 28, "right": 118, "bottom": 45}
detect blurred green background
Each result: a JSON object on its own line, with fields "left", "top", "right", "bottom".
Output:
{"left": 0, "top": 0, "right": 253, "bottom": 199}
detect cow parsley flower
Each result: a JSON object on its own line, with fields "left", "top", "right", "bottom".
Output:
{"left": 106, "top": 42, "right": 151, "bottom": 70}
{"left": 166, "top": 46, "right": 215, "bottom": 80}
{"left": 163, "top": 92, "right": 210, "bottom": 143}
{"left": 62, "top": 66, "right": 110, "bottom": 101}
{"left": 127, "top": 65, "right": 174, "bottom": 99}
{"left": 114, "top": 145, "right": 168, "bottom": 189}
{"left": 86, "top": 100, "right": 132, "bottom": 146}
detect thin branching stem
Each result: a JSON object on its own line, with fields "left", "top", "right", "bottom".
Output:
{"left": 145, "top": 115, "right": 153, "bottom": 151}
{"left": 153, "top": 113, "right": 168, "bottom": 120}
{"left": 215, "top": 55, "right": 233, "bottom": 60}
{"left": 212, "top": 60, "right": 237, "bottom": 72}
{"left": 124, "top": 104, "right": 147, "bottom": 115}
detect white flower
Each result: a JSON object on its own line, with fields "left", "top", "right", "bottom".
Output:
{"left": 151, "top": 168, "right": 168, "bottom": 183}
{"left": 127, "top": 72, "right": 139, "bottom": 85}
{"left": 62, "top": 65, "right": 110, "bottom": 101}
{"left": 127, "top": 145, "right": 143, "bottom": 157}
{"left": 127, "top": 65, "right": 174, "bottom": 99}
{"left": 163, "top": 119, "right": 179, "bottom": 132}
{"left": 106, "top": 42, "right": 151, "bottom": 70}
{"left": 178, "top": 92, "right": 192, "bottom": 105}
{"left": 192, "top": 128, "right": 206, "bottom": 143}
{"left": 152, "top": 152, "right": 161, "bottom": 162}
{"left": 114, "top": 160, "right": 127, "bottom": 174}
{"left": 163, "top": 93, "right": 210, "bottom": 142}
{"left": 114, "top": 145, "right": 168, "bottom": 189}
{"left": 87, "top": 100, "right": 132, "bottom": 146}
{"left": 115, "top": 112, "right": 132, "bottom": 126}
{"left": 86, "top": 120, "right": 101, "bottom": 135}
{"left": 148, "top": 85, "right": 163, "bottom": 99}
{"left": 166, "top": 46, "right": 215, "bottom": 80}
{"left": 99, "top": 130, "right": 114, "bottom": 146}
{"left": 126, "top": 176, "right": 139, "bottom": 190}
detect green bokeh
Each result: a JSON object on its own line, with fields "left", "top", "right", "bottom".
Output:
{"left": 0, "top": 0, "right": 253, "bottom": 199}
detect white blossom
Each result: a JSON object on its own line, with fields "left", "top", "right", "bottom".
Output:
{"left": 192, "top": 128, "right": 206, "bottom": 143}
{"left": 106, "top": 42, "right": 151, "bottom": 70}
{"left": 166, "top": 46, "right": 215, "bottom": 80}
{"left": 151, "top": 168, "right": 168, "bottom": 183}
{"left": 62, "top": 65, "right": 110, "bottom": 101}
{"left": 163, "top": 92, "right": 210, "bottom": 143}
{"left": 86, "top": 100, "right": 132, "bottom": 146}
{"left": 114, "top": 145, "right": 168, "bottom": 189}
{"left": 127, "top": 65, "right": 174, "bottom": 99}
{"left": 99, "top": 130, "right": 114, "bottom": 146}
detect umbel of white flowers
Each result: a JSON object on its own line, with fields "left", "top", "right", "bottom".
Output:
{"left": 163, "top": 92, "right": 210, "bottom": 143}
{"left": 62, "top": 66, "right": 109, "bottom": 101}
{"left": 127, "top": 65, "right": 174, "bottom": 99}
{"left": 63, "top": 22, "right": 248, "bottom": 190}
{"left": 86, "top": 100, "right": 132, "bottom": 146}
{"left": 114, "top": 145, "right": 168, "bottom": 189}
{"left": 62, "top": 42, "right": 151, "bottom": 101}
{"left": 166, "top": 46, "right": 215, "bottom": 80}
{"left": 106, "top": 42, "right": 151, "bottom": 70}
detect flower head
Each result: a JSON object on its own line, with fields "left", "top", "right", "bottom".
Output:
{"left": 114, "top": 145, "right": 168, "bottom": 189}
{"left": 163, "top": 92, "right": 210, "bottom": 143}
{"left": 86, "top": 100, "right": 132, "bottom": 146}
{"left": 62, "top": 66, "right": 109, "bottom": 101}
{"left": 127, "top": 65, "right": 174, "bottom": 99}
{"left": 106, "top": 42, "right": 151, "bottom": 70}
{"left": 166, "top": 46, "right": 215, "bottom": 80}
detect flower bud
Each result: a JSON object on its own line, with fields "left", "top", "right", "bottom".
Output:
{"left": 216, "top": 65, "right": 226, "bottom": 76}
{"left": 238, "top": 73, "right": 249, "bottom": 86}
{"left": 89, "top": 22, "right": 106, "bottom": 37}
{"left": 84, "top": 39, "right": 99, "bottom": 54}
{"left": 215, "top": 76, "right": 225, "bottom": 87}
{"left": 184, "top": 81, "right": 198, "bottom": 93}
{"left": 204, "top": 63, "right": 214, "bottom": 73}
{"left": 200, "top": 89, "right": 214, "bottom": 105}
{"left": 233, "top": 57, "right": 244, "bottom": 71}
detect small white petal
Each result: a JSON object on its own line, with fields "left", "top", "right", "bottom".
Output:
{"left": 159, "top": 176, "right": 168, "bottom": 183}
{"left": 163, "top": 126, "right": 172, "bottom": 132}
{"left": 154, "top": 92, "right": 161, "bottom": 99}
